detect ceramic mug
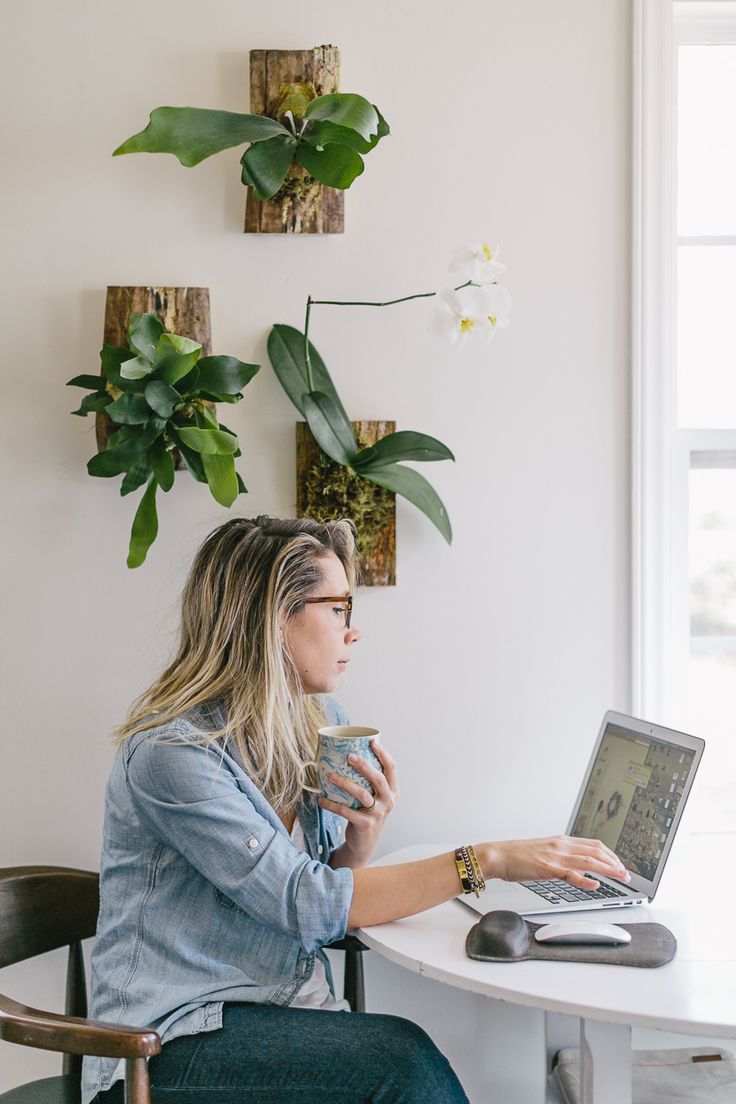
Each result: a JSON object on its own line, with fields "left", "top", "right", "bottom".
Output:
{"left": 316, "top": 725, "right": 382, "bottom": 809}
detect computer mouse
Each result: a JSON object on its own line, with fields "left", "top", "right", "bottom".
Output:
{"left": 534, "top": 921, "right": 632, "bottom": 946}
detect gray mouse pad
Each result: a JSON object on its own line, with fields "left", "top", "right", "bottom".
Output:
{"left": 466, "top": 909, "right": 677, "bottom": 967}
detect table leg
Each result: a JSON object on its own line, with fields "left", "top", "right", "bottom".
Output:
{"left": 580, "top": 1018, "right": 631, "bottom": 1104}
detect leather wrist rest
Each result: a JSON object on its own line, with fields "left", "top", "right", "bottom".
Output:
{"left": 465, "top": 910, "right": 677, "bottom": 967}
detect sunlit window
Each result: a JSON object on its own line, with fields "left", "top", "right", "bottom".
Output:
{"left": 670, "top": 12, "right": 736, "bottom": 827}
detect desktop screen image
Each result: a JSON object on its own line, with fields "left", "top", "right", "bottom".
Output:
{"left": 570, "top": 724, "right": 696, "bottom": 882}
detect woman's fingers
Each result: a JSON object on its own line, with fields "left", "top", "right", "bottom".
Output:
{"left": 555, "top": 836, "right": 629, "bottom": 879}
{"left": 553, "top": 850, "right": 629, "bottom": 887}
{"left": 370, "top": 741, "right": 400, "bottom": 795}
{"left": 318, "top": 796, "right": 365, "bottom": 823}
{"left": 570, "top": 836, "right": 625, "bottom": 871}
{"left": 327, "top": 771, "right": 376, "bottom": 809}
{"left": 555, "top": 866, "right": 601, "bottom": 890}
{"left": 346, "top": 754, "right": 391, "bottom": 801}
{"left": 494, "top": 835, "right": 630, "bottom": 885}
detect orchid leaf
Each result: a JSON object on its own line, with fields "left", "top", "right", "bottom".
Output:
{"left": 139, "top": 415, "right": 167, "bottom": 447}
{"left": 194, "top": 405, "right": 219, "bottom": 430}
{"left": 127, "top": 478, "right": 158, "bottom": 568}
{"left": 100, "top": 345, "right": 141, "bottom": 392}
{"left": 87, "top": 438, "right": 145, "bottom": 478}
{"left": 304, "top": 94, "right": 379, "bottom": 142}
{"left": 119, "top": 355, "right": 153, "bottom": 381}
{"left": 175, "top": 366, "right": 200, "bottom": 395}
{"left": 196, "top": 355, "right": 260, "bottom": 395}
{"left": 196, "top": 390, "right": 242, "bottom": 404}
{"left": 303, "top": 109, "right": 389, "bottom": 155}
{"left": 295, "top": 142, "right": 364, "bottom": 189}
{"left": 106, "top": 426, "right": 139, "bottom": 450}
{"left": 360, "top": 463, "right": 452, "bottom": 544}
{"left": 302, "top": 120, "right": 372, "bottom": 153}
{"left": 175, "top": 426, "right": 239, "bottom": 455}
{"left": 114, "top": 107, "right": 289, "bottom": 166}
{"left": 120, "top": 456, "right": 153, "bottom": 497}
{"left": 170, "top": 431, "right": 207, "bottom": 482}
{"left": 106, "top": 393, "right": 152, "bottom": 425}
{"left": 153, "top": 333, "right": 202, "bottom": 385}
{"left": 240, "top": 134, "right": 297, "bottom": 200}
{"left": 151, "top": 438, "right": 175, "bottom": 491}
{"left": 128, "top": 313, "right": 164, "bottom": 361}
{"left": 354, "top": 431, "right": 455, "bottom": 469}
{"left": 267, "top": 324, "right": 349, "bottom": 423}
{"left": 66, "top": 374, "right": 107, "bottom": 390}
{"left": 202, "top": 453, "right": 239, "bottom": 507}
{"left": 144, "top": 379, "right": 182, "bottom": 418}
{"left": 303, "top": 392, "right": 358, "bottom": 467}
{"left": 70, "top": 393, "right": 112, "bottom": 417}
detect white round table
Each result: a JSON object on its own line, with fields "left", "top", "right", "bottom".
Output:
{"left": 356, "top": 836, "right": 736, "bottom": 1104}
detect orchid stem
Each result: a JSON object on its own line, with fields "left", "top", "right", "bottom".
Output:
{"left": 309, "top": 279, "right": 473, "bottom": 311}
{"left": 301, "top": 280, "right": 474, "bottom": 393}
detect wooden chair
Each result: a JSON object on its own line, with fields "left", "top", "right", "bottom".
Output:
{"left": 0, "top": 866, "right": 368, "bottom": 1104}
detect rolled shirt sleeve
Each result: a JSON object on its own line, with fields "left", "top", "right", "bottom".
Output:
{"left": 125, "top": 734, "right": 354, "bottom": 954}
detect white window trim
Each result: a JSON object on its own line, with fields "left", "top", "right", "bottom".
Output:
{"left": 632, "top": 0, "right": 676, "bottom": 721}
{"left": 633, "top": 0, "right": 736, "bottom": 729}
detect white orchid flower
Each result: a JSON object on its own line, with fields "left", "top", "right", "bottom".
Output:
{"left": 477, "top": 283, "right": 512, "bottom": 342}
{"left": 449, "top": 242, "right": 506, "bottom": 284}
{"left": 429, "top": 284, "right": 512, "bottom": 346}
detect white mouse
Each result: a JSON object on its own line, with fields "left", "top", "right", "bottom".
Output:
{"left": 534, "top": 921, "right": 632, "bottom": 946}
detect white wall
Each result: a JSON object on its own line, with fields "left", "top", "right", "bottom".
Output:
{"left": 0, "top": 1, "right": 632, "bottom": 1099}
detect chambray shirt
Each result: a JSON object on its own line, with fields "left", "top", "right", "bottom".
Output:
{"left": 82, "top": 697, "right": 354, "bottom": 1104}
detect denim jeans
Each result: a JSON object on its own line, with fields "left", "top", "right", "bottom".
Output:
{"left": 97, "top": 1003, "right": 470, "bottom": 1104}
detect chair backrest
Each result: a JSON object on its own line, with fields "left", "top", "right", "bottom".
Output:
{"left": 0, "top": 867, "right": 99, "bottom": 968}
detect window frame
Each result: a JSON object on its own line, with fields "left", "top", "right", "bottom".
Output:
{"left": 633, "top": 0, "right": 736, "bottom": 740}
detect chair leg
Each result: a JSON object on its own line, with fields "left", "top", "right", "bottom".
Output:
{"left": 345, "top": 946, "right": 366, "bottom": 1013}
{"left": 125, "top": 1057, "right": 151, "bottom": 1104}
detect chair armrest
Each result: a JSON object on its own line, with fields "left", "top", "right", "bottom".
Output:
{"left": 0, "top": 992, "right": 161, "bottom": 1059}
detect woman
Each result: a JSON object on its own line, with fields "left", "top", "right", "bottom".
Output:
{"left": 83, "top": 515, "right": 628, "bottom": 1104}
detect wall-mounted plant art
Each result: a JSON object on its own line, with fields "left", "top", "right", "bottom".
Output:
{"left": 114, "top": 45, "right": 388, "bottom": 234}
{"left": 267, "top": 242, "right": 512, "bottom": 582}
{"left": 68, "top": 287, "right": 258, "bottom": 568}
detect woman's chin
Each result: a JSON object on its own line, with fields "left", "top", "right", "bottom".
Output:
{"left": 303, "top": 674, "right": 341, "bottom": 696}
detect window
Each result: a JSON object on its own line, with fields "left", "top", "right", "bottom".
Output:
{"left": 634, "top": 0, "right": 736, "bottom": 830}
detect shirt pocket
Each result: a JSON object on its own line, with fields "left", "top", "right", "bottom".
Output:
{"left": 214, "top": 886, "right": 249, "bottom": 915}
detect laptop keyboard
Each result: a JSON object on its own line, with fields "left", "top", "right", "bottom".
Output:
{"left": 519, "top": 875, "right": 629, "bottom": 905}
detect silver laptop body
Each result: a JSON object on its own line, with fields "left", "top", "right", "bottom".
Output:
{"left": 463, "top": 710, "right": 705, "bottom": 917}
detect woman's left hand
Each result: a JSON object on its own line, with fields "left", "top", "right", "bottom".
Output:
{"left": 319, "top": 741, "right": 399, "bottom": 868}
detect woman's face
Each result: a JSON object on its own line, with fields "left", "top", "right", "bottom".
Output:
{"left": 283, "top": 552, "right": 361, "bottom": 695}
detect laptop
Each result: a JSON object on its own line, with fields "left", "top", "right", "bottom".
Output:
{"left": 463, "top": 710, "right": 705, "bottom": 916}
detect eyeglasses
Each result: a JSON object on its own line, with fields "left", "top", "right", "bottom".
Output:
{"left": 304, "top": 594, "right": 353, "bottom": 630}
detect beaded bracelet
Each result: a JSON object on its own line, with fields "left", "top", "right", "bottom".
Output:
{"left": 454, "top": 844, "right": 486, "bottom": 898}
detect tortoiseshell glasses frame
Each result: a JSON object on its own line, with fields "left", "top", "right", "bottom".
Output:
{"left": 304, "top": 594, "right": 353, "bottom": 630}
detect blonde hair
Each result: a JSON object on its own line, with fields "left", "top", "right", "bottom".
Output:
{"left": 112, "top": 515, "right": 358, "bottom": 813}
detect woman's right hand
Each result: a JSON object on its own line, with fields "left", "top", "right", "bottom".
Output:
{"left": 481, "top": 835, "right": 630, "bottom": 890}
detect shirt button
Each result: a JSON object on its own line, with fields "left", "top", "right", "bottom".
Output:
{"left": 247, "top": 837, "right": 259, "bottom": 850}
{"left": 318, "top": 844, "right": 324, "bottom": 854}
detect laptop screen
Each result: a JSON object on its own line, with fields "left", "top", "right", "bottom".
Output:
{"left": 569, "top": 721, "right": 698, "bottom": 883}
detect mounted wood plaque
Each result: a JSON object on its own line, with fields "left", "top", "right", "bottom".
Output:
{"left": 245, "top": 45, "right": 344, "bottom": 235}
{"left": 296, "top": 420, "right": 396, "bottom": 587}
{"left": 96, "top": 286, "right": 212, "bottom": 454}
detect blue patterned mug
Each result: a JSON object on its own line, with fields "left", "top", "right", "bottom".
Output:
{"left": 316, "top": 725, "right": 382, "bottom": 809}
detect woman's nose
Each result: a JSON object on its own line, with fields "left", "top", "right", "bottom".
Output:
{"left": 346, "top": 624, "right": 362, "bottom": 644}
